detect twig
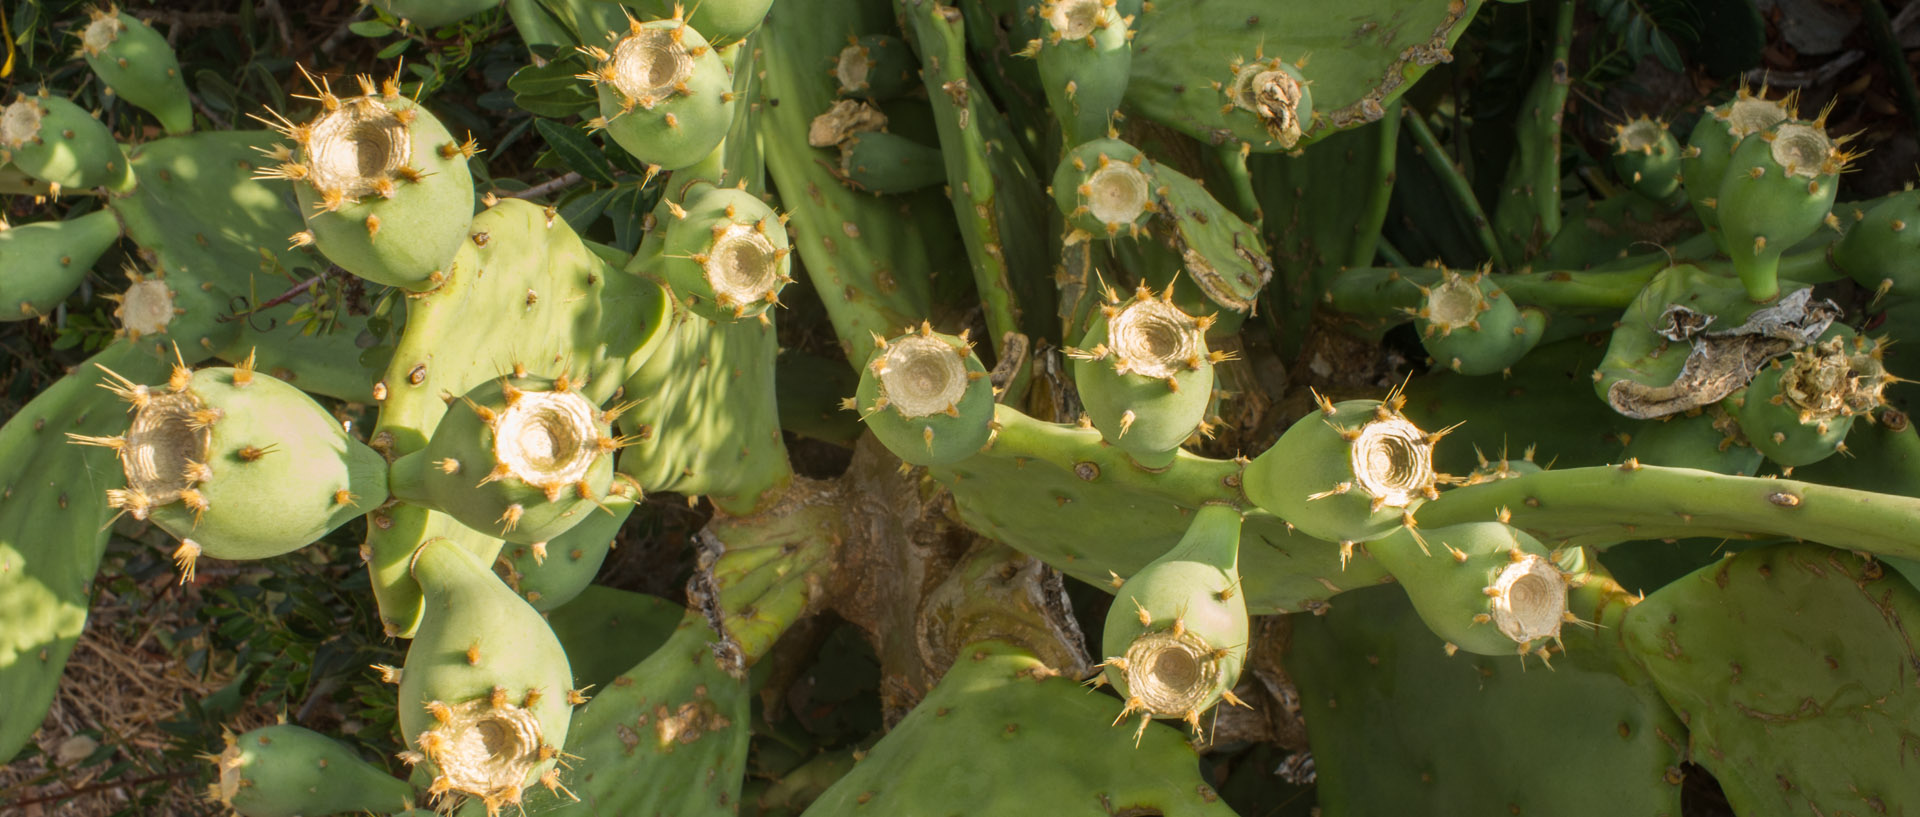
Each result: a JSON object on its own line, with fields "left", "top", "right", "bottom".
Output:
{"left": 261, "top": 0, "right": 296, "bottom": 50}
{"left": 1, "top": 771, "right": 195, "bottom": 810}
{"left": 319, "top": 6, "right": 372, "bottom": 57}
{"left": 505, "top": 171, "right": 586, "bottom": 200}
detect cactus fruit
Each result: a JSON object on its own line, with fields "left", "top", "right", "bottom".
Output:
{"left": 397, "top": 538, "right": 576, "bottom": 816}
{"left": 74, "top": 7, "right": 195, "bottom": 135}
{"left": 1242, "top": 392, "right": 1443, "bottom": 548}
{"left": 499, "top": 484, "right": 636, "bottom": 611}
{"left": 833, "top": 34, "right": 916, "bottom": 100}
{"left": 1407, "top": 266, "right": 1547, "bottom": 375}
{"left": 66, "top": 354, "right": 388, "bottom": 580}
{"left": 1096, "top": 503, "right": 1248, "bottom": 741}
{"left": 1610, "top": 116, "right": 1681, "bottom": 204}
{"left": 209, "top": 723, "right": 418, "bottom": 817}
{"left": 1619, "top": 410, "right": 1763, "bottom": 476}
{"left": 1366, "top": 521, "right": 1574, "bottom": 658}
{"left": 0, "top": 92, "right": 136, "bottom": 193}
{"left": 1022, "top": 0, "right": 1133, "bottom": 147}
{"left": 1679, "top": 84, "right": 1793, "bottom": 233}
{"left": 369, "top": 0, "right": 505, "bottom": 29}
{"left": 835, "top": 130, "right": 946, "bottom": 194}
{"left": 1729, "top": 334, "right": 1893, "bottom": 467}
{"left": 850, "top": 323, "right": 995, "bottom": 467}
{"left": 1715, "top": 119, "right": 1851, "bottom": 302}
{"left": 1052, "top": 137, "right": 1156, "bottom": 241}
{"left": 581, "top": 12, "right": 736, "bottom": 172}
{"left": 0, "top": 209, "right": 121, "bottom": 321}
{"left": 1069, "top": 282, "right": 1222, "bottom": 468}
{"left": 254, "top": 69, "right": 477, "bottom": 291}
{"left": 658, "top": 182, "right": 793, "bottom": 321}
{"left": 389, "top": 374, "right": 627, "bottom": 545}
{"left": 615, "top": 0, "right": 776, "bottom": 42}
{"left": 1832, "top": 187, "right": 1920, "bottom": 296}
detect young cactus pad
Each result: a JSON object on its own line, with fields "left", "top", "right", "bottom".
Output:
{"left": 1680, "top": 84, "right": 1793, "bottom": 232}
{"left": 581, "top": 12, "right": 735, "bottom": 171}
{"left": 658, "top": 182, "right": 793, "bottom": 321}
{"left": 210, "top": 723, "right": 418, "bottom": 817}
{"left": 1409, "top": 267, "right": 1545, "bottom": 376}
{"left": 1069, "top": 282, "right": 1222, "bottom": 468}
{"left": 1610, "top": 116, "right": 1681, "bottom": 203}
{"left": 1366, "top": 521, "right": 1573, "bottom": 658}
{"left": 851, "top": 323, "right": 994, "bottom": 466}
{"left": 0, "top": 209, "right": 122, "bottom": 320}
{"left": 75, "top": 7, "right": 195, "bottom": 135}
{"left": 1097, "top": 503, "right": 1248, "bottom": 742}
{"left": 1242, "top": 391, "right": 1444, "bottom": 549}
{"left": 397, "top": 538, "right": 577, "bottom": 816}
{"left": 1716, "top": 119, "right": 1850, "bottom": 302}
{"left": 0, "top": 92, "right": 136, "bottom": 193}
{"left": 67, "top": 353, "right": 389, "bottom": 580}
{"left": 255, "top": 69, "right": 478, "bottom": 290}
{"left": 389, "top": 373, "right": 626, "bottom": 545}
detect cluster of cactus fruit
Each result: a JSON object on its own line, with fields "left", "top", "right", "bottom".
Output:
{"left": 7, "top": 0, "right": 1920, "bottom": 815}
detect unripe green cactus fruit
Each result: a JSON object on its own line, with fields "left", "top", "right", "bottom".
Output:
{"left": 1023, "top": 0, "right": 1132, "bottom": 147}
{"left": 1729, "top": 334, "right": 1892, "bottom": 467}
{"left": 1833, "top": 188, "right": 1920, "bottom": 296}
{"left": 1680, "top": 85, "right": 1792, "bottom": 234}
{"left": 1070, "top": 282, "right": 1219, "bottom": 468}
{"left": 658, "top": 182, "right": 793, "bottom": 321}
{"left": 397, "top": 538, "right": 577, "bottom": 817}
{"left": 836, "top": 130, "right": 946, "bottom": 193}
{"left": 1610, "top": 115, "right": 1681, "bottom": 203}
{"left": 0, "top": 92, "right": 135, "bottom": 193}
{"left": 1242, "top": 392, "right": 1443, "bottom": 551}
{"left": 209, "top": 723, "right": 418, "bottom": 817}
{"left": 389, "top": 373, "right": 627, "bottom": 545}
{"left": 852, "top": 323, "right": 995, "bottom": 466}
{"left": 255, "top": 70, "right": 477, "bottom": 291}
{"left": 833, "top": 34, "right": 916, "bottom": 100}
{"left": 583, "top": 13, "right": 735, "bottom": 171}
{"left": 0, "top": 209, "right": 121, "bottom": 321}
{"left": 1409, "top": 267, "right": 1546, "bottom": 376}
{"left": 1716, "top": 120, "right": 1849, "bottom": 302}
{"left": 1367, "top": 521, "right": 1573, "bottom": 658}
{"left": 370, "top": 0, "right": 504, "bottom": 29}
{"left": 1052, "top": 137, "right": 1156, "bottom": 241}
{"left": 1097, "top": 503, "right": 1247, "bottom": 741}
{"left": 500, "top": 483, "right": 636, "bottom": 611}
{"left": 67, "top": 354, "right": 388, "bottom": 581}
{"left": 74, "top": 7, "right": 194, "bottom": 135}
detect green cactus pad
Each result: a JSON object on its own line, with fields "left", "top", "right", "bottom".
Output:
{"left": 1027, "top": 0, "right": 1132, "bottom": 147}
{"left": 0, "top": 92, "right": 135, "bottom": 193}
{"left": 1410, "top": 267, "right": 1546, "bottom": 375}
{"left": 802, "top": 639, "right": 1237, "bottom": 814}
{"left": 261, "top": 75, "right": 477, "bottom": 290}
{"left": 1716, "top": 120, "right": 1846, "bottom": 302}
{"left": 1832, "top": 188, "right": 1920, "bottom": 295}
{"left": 75, "top": 8, "right": 194, "bottom": 135}
{"left": 1052, "top": 137, "right": 1157, "bottom": 241}
{"left": 853, "top": 324, "right": 995, "bottom": 467}
{"left": 1680, "top": 85, "right": 1793, "bottom": 233}
{"left": 1623, "top": 544, "right": 1920, "bottom": 816}
{"left": 1366, "top": 521, "right": 1572, "bottom": 657}
{"left": 613, "top": 0, "right": 775, "bottom": 42}
{"left": 1098, "top": 503, "right": 1248, "bottom": 738}
{"left": 658, "top": 182, "right": 793, "bottom": 321}
{"left": 0, "top": 209, "right": 121, "bottom": 321}
{"left": 69, "top": 359, "right": 388, "bottom": 577}
{"left": 210, "top": 723, "right": 418, "bottom": 817}
{"left": 500, "top": 485, "right": 634, "bottom": 611}
{"left": 370, "top": 0, "right": 504, "bottom": 28}
{"left": 391, "top": 374, "right": 624, "bottom": 545}
{"left": 1618, "top": 409, "right": 1762, "bottom": 476}
{"left": 1153, "top": 165, "right": 1274, "bottom": 314}
{"left": 586, "top": 16, "right": 736, "bottom": 171}
{"left": 1242, "top": 395, "right": 1440, "bottom": 545}
{"left": 835, "top": 130, "right": 946, "bottom": 193}
{"left": 1728, "top": 337, "right": 1867, "bottom": 467}
{"left": 1070, "top": 283, "right": 1216, "bottom": 468}
{"left": 543, "top": 586, "right": 684, "bottom": 692}
{"left": 1291, "top": 581, "right": 1685, "bottom": 817}
{"left": 399, "top": 538, "right": 577, "bottom": 815}
{"left": 1610, "top": 116, "right": 1682, "bottom": 203}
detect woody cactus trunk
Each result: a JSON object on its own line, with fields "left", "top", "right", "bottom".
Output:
{"left": 4, "top": 0, "right": 1920, "bottom": 815}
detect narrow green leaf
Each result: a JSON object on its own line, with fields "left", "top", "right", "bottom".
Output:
{"left": 348, "top": 19, "right": 394, "bottom": 37}
{"left": 536, "top": 119, "right": 618, "bottom": 184}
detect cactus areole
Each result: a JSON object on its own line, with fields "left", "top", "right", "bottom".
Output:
{"left": 1489, "top": 554, "right": 1567, "bottom": 645}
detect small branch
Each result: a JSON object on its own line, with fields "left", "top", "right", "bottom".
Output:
{"left": 319, "top": 6, "right": 372, "bottom": 57}
{"left": 505, "top": 172, "right": 586, "bottom": 200}
{"left": 2, "top": 771, "right": 196, "bottom": 810}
